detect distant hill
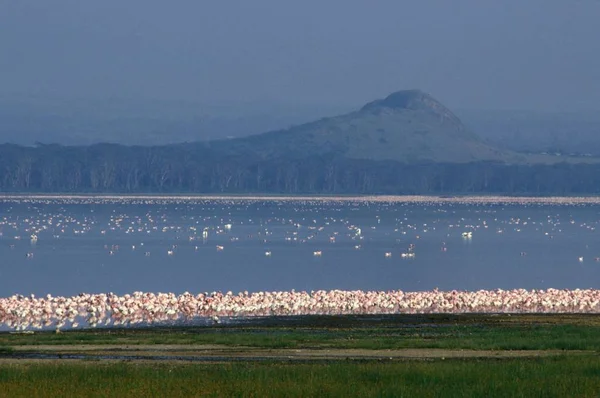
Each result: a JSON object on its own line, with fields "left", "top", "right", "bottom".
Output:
{"left": 3, "top": 91, "right": 600, "bottom": 195}
{"left": 219, "top": 90, "right": 515, "bottom": 163}
{"left": 3, "top": 90, "right": 600, "bottom": 195}
{"left": 3, "top": 94, "right": 600, "bottom": 160}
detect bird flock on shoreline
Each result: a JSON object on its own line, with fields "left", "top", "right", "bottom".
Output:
{"left": 1, "top": 288, "right": 600, "bottom": 331}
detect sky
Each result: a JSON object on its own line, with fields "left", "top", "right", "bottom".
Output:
{"left": 1, "top": 0, "right": 600, "bottom": 112}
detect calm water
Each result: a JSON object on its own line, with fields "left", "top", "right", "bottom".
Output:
{"left": 1, "top": 198, "right": 600, "bottom": 296}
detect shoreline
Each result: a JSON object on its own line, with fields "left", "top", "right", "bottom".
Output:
{"left": 2, "top": 193, "right": 600, "bottom": 204}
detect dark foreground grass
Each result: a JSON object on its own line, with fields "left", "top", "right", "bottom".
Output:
{"left": 1, "top": 356, "right": 599, "bottom": 397}
{"left": 2, "top": 323, "right": 600, "bottom": 351}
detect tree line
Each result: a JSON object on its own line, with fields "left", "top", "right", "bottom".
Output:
{"left": 1, "top": 143, "right": 600, "bottom": 195}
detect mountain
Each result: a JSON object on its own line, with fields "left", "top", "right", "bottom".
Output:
{"left": 2, "top": 89, "right": 600, "bottom": 194}
{"left": 218, "top": 89, "right": 514, "bottom": 163}
{"left": 5, "top": 93, "right": 600, "bottom": 160}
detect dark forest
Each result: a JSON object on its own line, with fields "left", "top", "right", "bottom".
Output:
{"left": 1, "top": 143, "right": 599, "bottom": 195}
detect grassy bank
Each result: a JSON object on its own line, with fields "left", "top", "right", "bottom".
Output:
{"left": 1, "top": 356, "right": 599, "bottom": 397}
{"left": 2, "top": 314, "right": 600, "bottom": 351}
{"left": 1, "top": 315, "right": 599, "bottom": 396}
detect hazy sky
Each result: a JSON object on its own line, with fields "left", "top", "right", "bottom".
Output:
{"left": 1, "top": 0, "right": 599, "bottom": 111}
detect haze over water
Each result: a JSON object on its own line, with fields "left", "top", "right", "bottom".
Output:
{"left": 1, "top": 198, "right": 599, "bottom": 297}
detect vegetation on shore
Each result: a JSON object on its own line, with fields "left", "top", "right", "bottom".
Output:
{"left": 1, "top": 314, "right": 599, "bottom": 351}
{"left": 3, "top": 143, "right": 600, "bottom": 195}
{"left": 1, "top": 356, "right": 599, "bottom": 397}
{"left": 1, "top": 314, "right": 599, "bottom": 396}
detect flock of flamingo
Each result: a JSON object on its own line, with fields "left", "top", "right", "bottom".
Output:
{"left": 1, "top": 194, "right": 600, "bottom": 331}
{"left": 1, "top": 288, "right": 600, "bottom": 331}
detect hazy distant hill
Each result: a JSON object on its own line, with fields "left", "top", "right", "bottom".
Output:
{"left": 3, "top": 94, "right": 600, "bottom": 159}
{"left": 217, "top": 90, "right": 516, "bottom": 163}
{"left": 2, "top": 90, "right": 600, "bottom": 195}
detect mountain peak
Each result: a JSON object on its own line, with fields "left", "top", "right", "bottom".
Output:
{"left": 360, "top": 89, "right": 464, "bottom": 129}
{"left": 360, "top": 89, "right": 431, "bottom": 111}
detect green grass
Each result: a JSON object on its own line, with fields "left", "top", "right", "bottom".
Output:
{"left": 2, "top": 322, "right": 600, "bottom": 351}
{"left": 1, "top": 356, "right": 599, "bottom": 397}
{"left": 2, "top": 315, "right": 599, "bottom": 396}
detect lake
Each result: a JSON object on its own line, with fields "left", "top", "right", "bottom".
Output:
{"left": 1, "top": 196, "right": 600, "bottom": 297}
